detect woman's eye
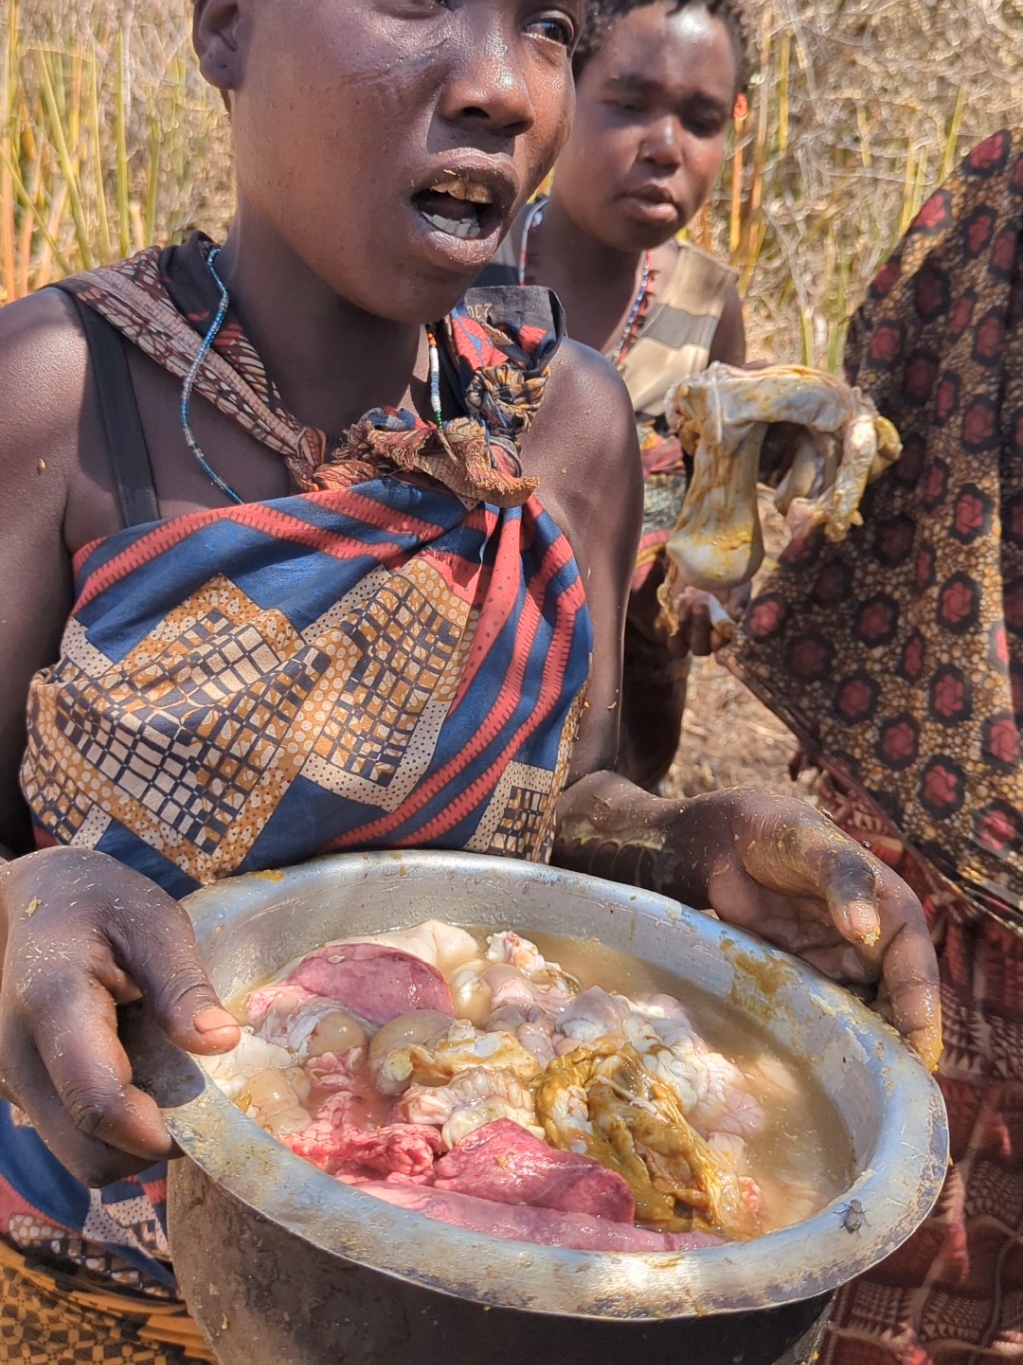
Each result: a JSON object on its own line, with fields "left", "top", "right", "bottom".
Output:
{"left": 526, "top": 12, "right": 575, "bottom": 45}
{"left": 685, "top": 114, "right": 727, "bottom": 138}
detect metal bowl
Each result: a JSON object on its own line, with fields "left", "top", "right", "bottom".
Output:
{"left": 147, "top": 850, "right": 947, "bottom": 1365}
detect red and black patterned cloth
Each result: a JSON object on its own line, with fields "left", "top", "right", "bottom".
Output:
{"left": 728, "top": 130, "right": 1023, "bottom": 1362}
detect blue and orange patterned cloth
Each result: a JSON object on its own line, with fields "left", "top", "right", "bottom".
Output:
{"left": 3, "top": 234, "right": 592, "bottom": 1295}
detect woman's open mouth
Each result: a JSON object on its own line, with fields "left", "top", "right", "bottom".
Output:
{"left": 412, "top": 176, "right": 499, "bottom": 242}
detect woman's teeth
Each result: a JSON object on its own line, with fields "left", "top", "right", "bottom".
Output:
{"left": 422, "top": 211, "right": 481, "bottom": 239}
{"left": 417, "top": 177, "right": 493, "bottom": 240}
{"left": 431, "top": 177, "right": 493, "bottom": 204}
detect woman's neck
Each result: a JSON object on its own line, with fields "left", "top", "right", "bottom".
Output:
{"left": 216, "top": 210, "right": 427, "bottom": 433}
{"left": 529, "top": 193, "right": 651, "bottom": 356}
{"left": 538, "top": 192, "right": 643, "bottom": 290}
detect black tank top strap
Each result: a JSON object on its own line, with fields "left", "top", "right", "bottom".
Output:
{"left": 58, "top": 286, "right": 160, "bottom": 529}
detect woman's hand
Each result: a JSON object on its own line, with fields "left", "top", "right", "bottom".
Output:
{"left": 0, "top": 847, "right": 240, "bottom": 1187}
{"left": 672, "top": 584, "right": 751, "bottom": 657}
{"left": 554, "top": 778, "right": 942, "bottom": 1071}
{"left": 670, "top": 790, "right": 941, "bottom": 1068}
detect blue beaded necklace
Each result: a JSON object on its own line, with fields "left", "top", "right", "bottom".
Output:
{"left": 181, "top": 249, "right": 445, "bottom": 503}
{"left": 180, "top": 248, "right": 242, "bottom": 504}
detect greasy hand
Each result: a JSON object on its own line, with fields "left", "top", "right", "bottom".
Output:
{"left": 0, "top": 848, "right": 240, "bottom": 1186}
{"left": 674, "top": 584, "right": 751, "bottom": 657}
{"left": 670, "top": 791, "right": 942, "bottom": 1069}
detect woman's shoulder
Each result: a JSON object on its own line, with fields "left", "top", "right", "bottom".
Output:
{"left": 449, "top": 283, "right": 638, "bottom": 520}
{"left": 0, "top": 287, "right": 90, "bottom": 484}
{"left": 527, "top": 333, "right": 641, "bottom": 500}
{"left": 0, "top": 284, "right": 87, "bottom": 378}
{"left": 658, "top": 239, "right": 737, "bottom": 313}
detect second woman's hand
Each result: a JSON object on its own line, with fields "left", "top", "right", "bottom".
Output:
{"left": 0, "top": 847, "right": 240, "bottom": 1186}
{"left": 554, "top": 776, "right": 943, "bottom": 1072}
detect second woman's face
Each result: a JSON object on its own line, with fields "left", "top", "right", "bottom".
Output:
{"left": 203, "top": 0, "right": 582, "bottom": 322}
{"left": 554, "top": 3, "right": 736, "bottom": 252}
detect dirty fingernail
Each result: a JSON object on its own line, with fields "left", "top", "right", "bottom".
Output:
{"left": 192, "top": 1007, "right": 238, "bottom": 1035}
{"left": 845, "top": 900, "right": 880, "bottom": 944}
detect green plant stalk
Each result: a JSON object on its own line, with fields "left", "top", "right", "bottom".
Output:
{"left": 88, "top": 52, "right": 113, "bottom": 263}
{"left": 115, "top": 27, "right": 131, "bottom": 258}
{"left": 898, "top": 138, "right": 916, "bottom": 238}
{"left": 739, "top": 218, "right": 767, "bottom": 296}
{"left": 0, "top": 0, "right": 19, "bottom": 301}
{"left": 37, "top": 49, "right": 93, "bottom": 271}
{"left": 16, "top": 104, "right": 41, "bottom": 298}
{"left": 827, "top": 248, "right": 849, "bottom": 375}
{"left": 144, "top": 105, "right": 160, "bottom": 244}
{"left": 911, "top": 151, "right": 929, "bottom": 223}
{"left": 0, "top": 143, "right": 73, "bottom": 278}
{"left": 939, "top": 88, "right": 966, "bottom": 185}
{"left": 748, "top": 7, "right": 772, "bottom": 232}
{"left": 729, "top": 116, "right": 745, "bottom": 258}
{"left": 800, "top": 306, "right": 814, "bottom": 367}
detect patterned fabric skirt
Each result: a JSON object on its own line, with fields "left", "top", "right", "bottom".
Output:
{"left": 0, "top": 1238, "right": 212, "bottom": 1364}
{"left": 723, "top": 129, "right": 1023, "bottom": 1362}
{"left": 810, "top": 786, "right": 1023, "bottom": 1364}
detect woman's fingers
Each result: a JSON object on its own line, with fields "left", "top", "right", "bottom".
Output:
{"left": 716, "top": 795, "right": 941, "bottom": 1066}
{"left": 822, "top": 848, "right": 883, "bottom": 947}
{"left": 1, "top": 848, "right": 239, "bottom": 1175}
{"left": 874, "top": 866, "right": 943, "bottom": 1071}
{"left": 103, "top": 898, "right": 240, "bottom": 1056}
{"left": 24, "top": 959, "right": 177, "bottom": 1161}
{"left": 0, "top": 1022, "right": 157, "bottom": 1186}
{"left": 740, "top": 802, "right": 883, "bottom": 946}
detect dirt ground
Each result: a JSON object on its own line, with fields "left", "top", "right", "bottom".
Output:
{"left": 659, "top": 491, "right": 819, "bottom": 808}
{"left": 661, "top": 654, "right": 817, "bottom": 804}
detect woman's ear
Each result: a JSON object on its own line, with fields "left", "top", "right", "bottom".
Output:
{"left": 193, "top": 0, "right": 244, "bottom": 95}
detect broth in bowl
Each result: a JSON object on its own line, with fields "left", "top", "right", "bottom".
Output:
{"left": 208, "top": 920, "right": 853, "bottom": 1253}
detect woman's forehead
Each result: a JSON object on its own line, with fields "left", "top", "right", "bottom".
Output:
{"left": 593, "top": 4, "right": 736, "bottom": 93}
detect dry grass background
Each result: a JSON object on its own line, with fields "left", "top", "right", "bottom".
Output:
{"left": 1, "top": 0, "right": 1021, "bottom": 791}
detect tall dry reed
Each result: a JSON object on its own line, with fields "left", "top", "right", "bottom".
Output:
{"left": 0, "top": 0, "right": 230, "bottom": 301}
{"left": 2, "top": 0, "right": 1021, "bottom": 364}
{"left": 700, "top": 0, "right": 1023, "bottom": 365}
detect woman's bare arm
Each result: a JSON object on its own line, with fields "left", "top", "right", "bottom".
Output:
{"left": 0, "top": 291, "right": 86, "bottom": 852}
{"left": 0, "top": 293, "right": 242, "bottom": 1182}
{"left": 708, "top": 282, "right": 746, "bottom": 367}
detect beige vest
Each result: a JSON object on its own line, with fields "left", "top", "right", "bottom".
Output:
{"left": 619, "top": 241, "right": 737, "bottom": 420}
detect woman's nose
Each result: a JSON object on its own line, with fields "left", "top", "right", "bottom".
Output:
{"left": 438, "top": 23, "right": 536, "bottom": 140}
{"left": 641, "top": 118, "right": 684, "bottom": 170}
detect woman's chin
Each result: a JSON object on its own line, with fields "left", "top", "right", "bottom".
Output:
{"left": 360, "top": 205, "right": 508, "bottom": 320}
{"left": 348, "top": 270, "right": 480, "bottom": 328}
{"left": 591, "top": 203, "right": 684, "bottom": 254}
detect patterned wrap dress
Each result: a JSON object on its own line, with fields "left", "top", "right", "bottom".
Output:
{"left": 727, "top": 130, "right": 1023, "bottom": 1365}
{"left": 0, "top": 234, "right": 592, "bottom": 1361}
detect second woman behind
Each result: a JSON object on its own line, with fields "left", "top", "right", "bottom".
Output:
{"left": 480, "top": 0, "right": 749, "bottom": 789}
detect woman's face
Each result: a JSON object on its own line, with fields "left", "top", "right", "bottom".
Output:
{"left": 553, "top": 3, "right": 736, "bottom": 252}
{"left": 196, "top": 0, "right": 581, "bottom": 322}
